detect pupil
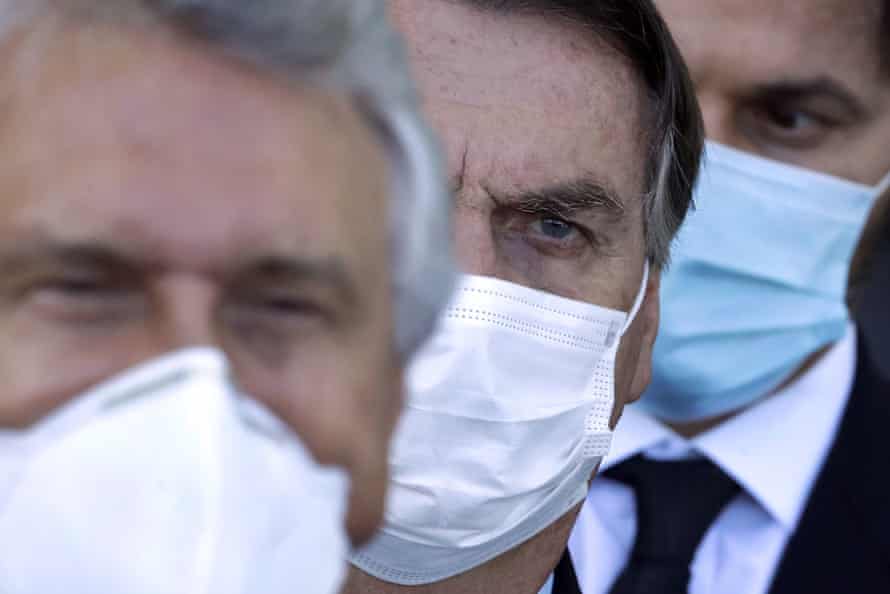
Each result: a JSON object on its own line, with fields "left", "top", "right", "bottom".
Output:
{"left": 541, "top": 218, "right": 572, "bottom": 239}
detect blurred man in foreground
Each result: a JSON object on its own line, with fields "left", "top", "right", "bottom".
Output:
{"left": 563, "top": 1, "right": 890, "bottom": 593}
{"left": 0, "top": 1, "right": 454, "bottom": 592}
{"left": 344, "top": 1, "right": 703, "bottom": 593}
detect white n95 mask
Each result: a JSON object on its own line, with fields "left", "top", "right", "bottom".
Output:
{"left": 0, "top": 349, "right": 350, "bottom": 594}
{"left": 351, "top": 264, "right": 649, "bottom": 585}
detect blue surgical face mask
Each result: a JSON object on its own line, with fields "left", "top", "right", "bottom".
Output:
{"left": 640, "top": 141, "right": 890, "bottom": 422}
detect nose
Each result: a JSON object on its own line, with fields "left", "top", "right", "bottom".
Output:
{"left": 698, "top": 94, "right": 734, "bottom": 147}
{"left": 152, "top": 274, "right": 221, "bottom": 353}
{"left": 696, "top": 91, "right": 748, "bottom": 152}
{"left": 452, "top": 199, "right": 498, "bottom": 276}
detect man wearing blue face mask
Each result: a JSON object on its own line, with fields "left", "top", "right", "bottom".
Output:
{"left": 560, "top": 1, "right": 890, "bottom": 594}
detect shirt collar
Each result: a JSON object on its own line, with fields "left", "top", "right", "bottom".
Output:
{"left": 603, "top": 324, "right": 857, "bottom": 528}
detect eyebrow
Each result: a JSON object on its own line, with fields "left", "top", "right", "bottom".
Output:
{"left": 0, "top": 240, "right": 358, "bottom": 305}
{"left": 750, "top": 76, "right": 869, "bottom": 119}
{"left": 241, "top": 255, "right": 359, "bottom": 307}
{"left": 495, "top": 179, "right": 628, "bottom": 221}
{"left": 0, "top": 240, "right": 137, "bottom": 276}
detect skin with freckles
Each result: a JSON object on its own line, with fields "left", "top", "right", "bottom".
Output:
{"left": 0, "top": 24, "right": 401, "bottom": 544}
{"left": 654, "top": 0, "right": 890, "bottom": 435}
{"left": 345, "top": 0, "right": 663, "bottom": 592}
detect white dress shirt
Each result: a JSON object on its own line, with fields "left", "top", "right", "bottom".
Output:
{"left": 540, "top": 325, "right": 857, "bottom": 594}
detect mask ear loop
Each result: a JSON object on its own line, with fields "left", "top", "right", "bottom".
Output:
{"left": 619, "top": 260, "right": 651, "bottom": 338}
{"left": 582, "top": 260, "right": 652, "bottom": 460}
{"left": 873, "top": 169, "right": 890, "bottom": 200}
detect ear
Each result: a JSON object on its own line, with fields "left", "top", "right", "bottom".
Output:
{"left": 609, "top": 267, "right": 662, "bottom": 430}
{"left": 628, "top": 267, "right": 662, "bottom": 403}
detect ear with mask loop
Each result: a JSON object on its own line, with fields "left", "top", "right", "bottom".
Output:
{"left": 873, "top": 168, "right": 890, "bottom": 198}
{"left": 604, "top": 260, "right": 651, "bottom": 349}
{"left": 583, "top": 260, "right": 650, "bottom": 459}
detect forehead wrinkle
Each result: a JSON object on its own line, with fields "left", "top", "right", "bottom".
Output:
{"left": 406, "top": 2, "right": 650, "bottom": 206}
{"left": 0, "top": 24, "right": 388, "bottom": 263}
{"left": 410, "top": 5, "right": 645, "bottom": 121}
{"left": 0, "top": 24, "right": 358, "bottom": 174}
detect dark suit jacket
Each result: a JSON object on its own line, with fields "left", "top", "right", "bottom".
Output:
{"left": 856, "top": 233, "right": 890, "bottom": 378}
{"left": 553, "top": 334, "right": 890, "bottom": 594}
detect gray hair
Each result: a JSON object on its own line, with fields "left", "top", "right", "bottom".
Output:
{"left": 0, "top": 0, "right": 456, "bottom": 357}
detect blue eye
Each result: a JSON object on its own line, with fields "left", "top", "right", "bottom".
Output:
{"left": 535, "top": 217, "right": 576, "bottom": 240}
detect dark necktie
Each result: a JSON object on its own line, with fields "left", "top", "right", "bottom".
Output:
{"left": 605, "top": 455, "right": 740, "bottom": 594}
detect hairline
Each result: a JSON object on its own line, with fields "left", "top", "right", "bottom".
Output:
{"left": 448, "top": 0, "right": 701, "bottom": 268}
{"left": 0, "top": 0, "right": 457, "bottom": 358}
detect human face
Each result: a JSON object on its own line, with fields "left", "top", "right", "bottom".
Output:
{"left": 657, "top": 0, "right": 890, "bottom": 184}
{"left": 657, "top": 0, "right": 890, "bottom": 313}
{"left": 389, "top": 0, "right": 661, "bottom": 427}
{"left": 0, "top": 25, "right": 398, "bottom": 543}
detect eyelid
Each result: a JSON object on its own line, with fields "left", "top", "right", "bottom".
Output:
{"left": 523, "top": 212, "right": 601, "bottom": 252}
{"left": 228, "top": 287, "right": 335, "bottom": 325}
{"left": 753, "top": 93, "right": 852, "bottom": 126}
{"left": 33, "top": 273, "right": 125, "bottom": 294}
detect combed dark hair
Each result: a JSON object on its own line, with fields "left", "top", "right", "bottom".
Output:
{"left": 460, "top": 0, "right": 704, "bottom": 267}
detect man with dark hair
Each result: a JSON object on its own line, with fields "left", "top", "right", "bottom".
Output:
{"left": 343, "top": 1, "right": 703, "bottom": 593}
{"left": 564, "top": 1, "right": 890, "bottom": 593}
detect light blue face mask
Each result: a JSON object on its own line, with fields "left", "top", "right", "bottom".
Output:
{"left": 640, "top": 141, "right": 890, "bottom": 422}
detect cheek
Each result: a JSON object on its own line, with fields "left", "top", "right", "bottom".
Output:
{"left": 233, "top": 328, "right": 400, "bottom": 545}
{"left": 0, "top": 313, "right": 167, "bottom": 427}
{"left": 609, "top": 324, "right": 646, "bottom": 426}
{"left": 233, "top": 320, "right": 400, "bottom": 469}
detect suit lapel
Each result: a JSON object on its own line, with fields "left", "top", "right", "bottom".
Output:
{"left": 769, "top": 333, "right": 890, "bottom": 593}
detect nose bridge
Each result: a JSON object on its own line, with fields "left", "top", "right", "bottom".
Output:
{"left": 696, "top": 90, "right": 739, "bottom": 149}
{"left": 153, "top": 273, "right": 221, "bottom": 352}
{"left": 452, "top": 199, "right": 498, "bottom": 276}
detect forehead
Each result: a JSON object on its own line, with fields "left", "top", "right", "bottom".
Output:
{"left": 658, "top": 0, "right": 884, "bottom": 91}
{"left": 0, "top": 25, "right": 389, "bottom": 270}
{"left": 392, "top": 0, "right": 649, "bottom": 205}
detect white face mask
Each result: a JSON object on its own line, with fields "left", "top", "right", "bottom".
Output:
{"left": 0, "top": 349, "right": 350, "bottom": 594}
{"left": 351, "top": 264, "right": 649, "bottom": 585}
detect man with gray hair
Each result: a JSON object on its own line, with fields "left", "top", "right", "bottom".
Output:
{"left": 345, "top": 1, "right": 703, "bottom": 593}
{"left": 0, "top": 1, "right": 452, "bottom": 593}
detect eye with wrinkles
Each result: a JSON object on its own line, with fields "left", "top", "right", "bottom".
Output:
{"left": 745, "top": 103, "right": 835, "bottom": 148}
{"left": 740, "top": 80, "right": 865, "bottom": 151}
{"left": 27, "top": 273, "right": 140, "bottom": 323}
{"left": 497, "top": 207, "right": 598, "bottom": 259}
{"left": 247, "top": 295, "right": 325, "bottom": 319}
{"left": 224, "top": 288, "right": 331, "bottom": 339}
{"left": 532, "top": 216, "right": 580, "bottom": 241}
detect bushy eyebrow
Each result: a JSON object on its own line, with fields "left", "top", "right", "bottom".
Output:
{"left": 750, "top": 76, "right": 869, "bottom": 120}
{"left": 496, "top": 179, "right": 628, "bottom": 220}
{"left": 0, "top": 240, "right": 138, "bottom": 277}
{"left": 0, "top": 239, "right": 358, "bottom": 306}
